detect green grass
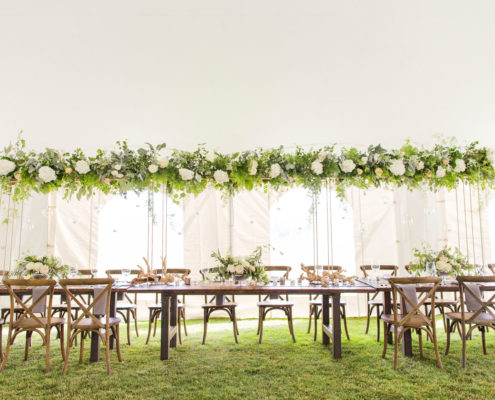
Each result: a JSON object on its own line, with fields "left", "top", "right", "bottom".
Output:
{"left": 0, "top": 317, "right": 494, "bottom": 399}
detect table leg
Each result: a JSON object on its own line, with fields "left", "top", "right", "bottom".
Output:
{"left": 383, "top": 291, "right": 393, "bottom": 345}
{"left": 332, "top": 293, "right": 342, "bottom": 359}
{"left": 90, "top": 331, "right": 100, "bottom": 362}
{"left": 161, "top": 294, "right": 170, "bottom": 360}
{"left": 400, "top": 297, "right": 413, "bottom": 357}
{"left": 170, "top": 295, "right": 178, "bottom": 348}
{"left": 322, "top": 294, "right": 330, "bottom": 346}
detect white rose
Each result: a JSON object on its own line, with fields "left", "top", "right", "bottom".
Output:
{"left": 195, "top": 173, "right": 202, "bottom": 182}
{"left": 159, "top": 158, "right": 169, "bottom": 168}
{"left": 148, "top": 164, "right": 158, "bottom": 173}
{"left": 454, "top": 159, "right": 466, "bottom": 173}
{"left": 249, "top": 160, "right": 258, "bottom": 175}
{"left": 34, "top": 262, "right": 44, "bottom": 273}
{"left": 311, "top": 160, "right": 323, "bottom": 175}
{"left": 74, "top": 160, "right": 90, "bottom": 174}
{"left": 205, "top": 152, "right": 216, "bottom": 162}
{"left": 213, "top": 170, "right": 229, "bottom": 184}
{"left": 436, "top": 166, "right": 446, "bottom": 178}
{"left": 249, "top": 265, "right": 255, "bottom": 272}
{"left": 361, "top": 156, "right": 368, "bottom": 164}
{"left": 227, "top": 265, "right": 236, "bottom": 273}
{"left": 235, "top": 265, "right": 244, "bottom": 274}
{"left": 436, "top": 261, "right": 452, "bottom": 273}
{"left": 39, "top": 264, "right": 49, "bottom": 274}
{"left": 0, "top": 159, "right": 16, "bottom": 176}
{"left": 317, "top": 152, "right": 327, "bottom": 162}
{"left": 487, "top": 148, "right": 495, "bottom": 165}
{"left": 114, "top": 164, "right": 122, "bottom": 171}
{"left": 26, "top": 262, "right": 36, "bottom": 271}
{"left": 179, "top": 168, "right": 194, "bottom": 181}
{"left": 339, "top": 159, "right": 356, "bottom": 173}
{"left": 38, "top": 166, "right": 57, "bottom": 183}
{"left": 111, "top": 170, "right": 119, "bottom": 177}
{"left": 270, "top": 163, "right": 282, "bottom": 178}
{"left": 416, "top": 161, "right": 425, "bottom": 170}
{"left": 389, "top": 159, "right": 406, "bottom": 176}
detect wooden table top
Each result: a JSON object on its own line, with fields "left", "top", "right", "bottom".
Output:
{"left": 126, "top": 282, "right": 376, "bottom": 295}
{"left": 360, "top": 279, "right": 495, "bottom": 292}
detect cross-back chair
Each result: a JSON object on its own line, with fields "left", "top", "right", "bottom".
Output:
{"left": 404, "top": 264, "right": 458, "bottom": 332}
{"left": 1, "top": 278, "right": 66, "bottom": 372}
{"left": 0, "top": 270, "right": 33, "bottom": 322}
{"left": 200, "top": 268, "right": 239, "bottom": 344}
{"left": 445, "top": 275, "right": 495, "bottom": 368}
{"left": 304, "top": 264, "right": 350, "bottom": 341}
{"left": 106, "top": 269, "right": 140, "bottom": 345}
{"left": 257, "top": 266, "right": 295, "bottom": 343}
{"left": 59, "top": 277, "right": 122, "bottom": 375}
{"left": 381, "top": 277, "right": 443, "bottom": 370}
{"left": 52, "top": 269, "right": 94, "bottom": 321}
{"left": 360, "top": 265, "right": 398, "bottom": 341}
{"left": 146, "top": 268, "right": 190, "bottom": 345}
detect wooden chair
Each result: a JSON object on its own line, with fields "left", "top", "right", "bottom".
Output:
{"left": 488, "top": 264, "right": 495, "bottom": 274}
{"left": 146, "top": 268, "right": 190, "bottom": 345}
{"left": 257, "top": 266, "right": 296, "bottom": 343}
{"left": 404, "top": 264, "right": 457, "bottom": 332}
{"left": 360, "top": 265, "right": 398, "bottom": 341}
{"left": 52, "top": 269, "right": 94, "bottom": 321}
{"left": 200, "top": 268, "right": 240, "bottom": 344}
{"left": 0, "top": 269, "right": 33, "bottom": 322}
{"left": 1, "top": 278, "right": 66, "bottom": 372}
{"left": 381, "top": 276, "right": 443, "bottom": 370}
{"left": 445, "top": 275, "right": 495, "bottom": 368}
{"left": 305, "top": 265, "right": 350, "bottom": 341}
{"left": 106, "top": 269, "right": 140, "bottom": 345}
{"left": 59, "top": 277, "right": 122, "bottom": 375}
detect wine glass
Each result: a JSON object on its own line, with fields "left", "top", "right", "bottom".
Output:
{"left": 371, "top": 262, "right": 380, "bottom": 282}
{"left": 91, "top": 266, "right": 98, "bottom": 278}
{"left": 69, "top": 264, "right": 78, "bottom": 279}
{"left": 426, "top": 262, "right": 434, "bottom": 276}
{"left": 122, "top": 267, "right": 131, "bottom": 282}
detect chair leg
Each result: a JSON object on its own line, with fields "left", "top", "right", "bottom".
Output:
{"left": 287, "top": 307, "right": 296, "bottom": 343}
{"left": 461, "top": 322, "right": 467, "bottom": 368}
{"left": 0, "top": 326, "right": 12, "bottom": 372}
{"left": 0, "top": 323, "right": 3, "bottom": 362}
{"left": 376, "top": 305, "right": 381, "bottom": 342}
{"left": 79, "top": 332, "right": 85, "bottom": 363}
{"left": 24, "top": 331, "right": 31, "bottom": 361}
{"left": 365, "top": 304, "right": 372, "bottom": 334}
{"left": 432, "top": 329, "right": 443, "bottom": 369}
{"left": 231, "top": 308, "right": 239, "bottom": 344}
{"left": 481, "top": 326, "right": 487, "bottom": 355}
{"left": 178, "top": 312, "right": 182, "bottom": 345}
{"left": 126, "top": 310, "right": 131, "bottom": 346}
{"left": 257, "top": 306, "right": 262, "bottom": 335}
{"left": 153, "top": 311, "right": 159, "bottom": 337}
{"left": 105, "top": 332, "right": 111, "bottom": 375}
{"left": 202, "top": 309, "right": 209, "bottom": 345}
{"left": 45, "top": 328, "right": 51, "bottom": 372}
{"left": 59, "top": 326, "right": 65, "bottom": 362}
{"left": 115, "top": 326, "right": 123, "bottom": 362}
{"left": 307, "top": 304, "right": 313, "bottom": 334}
{"left": 63, "top": 332, "right": 71, "bottom": 375}
{"left": 133, "top": 309, "right": 139, "bottom": 337}
{"left": 445, "top": 319, "right": 452, "bottom": 356}
{"left": 313, "top": 307, "right": 319, "bottom": 341}
{"left": 393, "top": 325, "right": 399, "bottom": 370}
{"left": 382, "top": 322, "right": 388, "bottom": 358}
{"left": 341, "top": 305, "right": 350, "bottom": 341}
{"left": 182, "top": 308, "right": 188, "bottom": 336}
{"left": 258, "top": 308, "right": 265, "bottom": 344}
{"left": 146, "top": 309, "right": 154, "bottom": 345}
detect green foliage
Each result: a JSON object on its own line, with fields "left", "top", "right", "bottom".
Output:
{"left": 410, "top": 244, "right": 476, "bottom": 277}
{"left": 209, "top": 246, "right": 269, "bottom": 283}
{"left": 1, "top": 136, "right": 494, "bottom": 201}
{"left": 10, "top": 254, "right": 70, "bottom": 279}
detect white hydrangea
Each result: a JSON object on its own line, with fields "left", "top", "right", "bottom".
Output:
{"left": 235, "top": 264, "right": 244, "bottom": 274}
{"left": 0, "top": 159, "right": 15, "bottom": 176}
{"left": 311, "top": 160, "right": 323, "bottom": 175}
{"left": 205, "top": 152, "right": 216, "bottom": 162}
{"left": 111, "top": 170, "right": 119, "bottom": 177}
{"left": 339, "top": 159, "right": 356, "bottom": 173}
{"left": 454, "top": 159, "right": 466, "bottom": 173}
{"left": 213, "top": 170, "right": 229, "bottom": 184}
{"left": 159, "top": 158, "right": 169, "bottom": 168}
{"left": 179, "top": 168, "right": 194, "bottom": 181}
{"left": 317, "top": 152, "right": 328, "bottom": 162}
{"left": 113, "top": 164, "right": 122, "bottom": 171}
{"left": 75, "top": 160, "right": 90, "bottom": 174}
{"left": 227, "top": 264, "right": 236, "bottom": 273}
{"left": 487, "top": 148, "right": 495, "bottom": 166}
{"left": 389, "top": 159, "right": 406, "bottom": 176}
{"left": 249, "top": 160, "right": 258, "bottom": 175}
{"left": 416, "top": 161, "right": 425, "bottom": 170}
{"left": 270, "top": 163, "right": 282, "bottom": 178}
{"left": 148, "top": 164, "right": 158, "bottom": 173}
{"left": 38, "top": 166, "right": 57, "bottom": 183}
{"left": 26, "top": 262, "right": 36, "bottom": 271}
{"left": 39, "top": 264, "right": 49, "bottom": 274}
{"left": 361, "top": 156, "right": 368, "bottom": 164}
{"left": 436, "top": 166, "right": 446, "bottom": 178}
{"left": 436, "top": 260, "right": 452, "bottom": 273}
{"left": 195, "top": 173, "right": 202, "bottom": 182}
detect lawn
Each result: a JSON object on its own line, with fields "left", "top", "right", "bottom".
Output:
{"left": 0, "top": 317, "right": 494, "bottom": 400}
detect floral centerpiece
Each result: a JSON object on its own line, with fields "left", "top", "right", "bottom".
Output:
{"left": 209, "top": 246, "right": 269, "bottom": 284}
{"left": 10, "top": 255, "right": 70, "bottom": 279}
{"left": 409, "top": 244, "right": 475, "bottom": 277}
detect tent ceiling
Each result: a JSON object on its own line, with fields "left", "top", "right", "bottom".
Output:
{"left": 1, "top": 1, "right": 495, "bottom": 152}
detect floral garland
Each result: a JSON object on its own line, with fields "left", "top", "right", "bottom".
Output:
{"left": 0, "top": 136, "right": 494, "bottom": 201}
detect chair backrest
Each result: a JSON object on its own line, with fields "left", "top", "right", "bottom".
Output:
{"left": 152, "top": 268, "right": 191, "bottom": 276}
{"left": 388, "top": 277, "right": 441, "bottom": 326}
{"left": 457, "top": 275, "right": 495, "bottom": 324}
{"left": 304, "top": 265, "right": 343, "bottom": 273}
{"left": 2, "top": 278, "right": 56, "bottom": 328}
{"left": 404, "top": 265, "right": 415, "bottom": 275}
{"left": 59, "top": 278, "right": 114, "bottom": 330}
{"left": 360, "top": 265, "right": 398, "bottom": 277}
{"left": 199, "top": 268, "right": 234, "bottom": 303}
{"left": 77, "top": 269, "right": 94, "bottom": 277}
{"left": 487, "top": 264, "right": 495, "bottom": 274}
{"left": 106, "top": 269, "right": 142, "bottom": 276}
{"left": 264, "top": 266, "right": 291, "bottom": 279}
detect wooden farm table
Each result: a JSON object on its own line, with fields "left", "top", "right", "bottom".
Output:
{"left": 367, "top": 279, "right": 495, "bottom": 357}
{"left": 0, "top": 284, "right": 129, "bottom": 363}
{"left": 127, "top": 282, "right": 376, "bottom": 360}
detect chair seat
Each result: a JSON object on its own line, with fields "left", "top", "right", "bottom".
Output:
{"left": 14, "top": 317, "right": 65, "bottom": 329}
{"left": 116, "top": 304, "right": 137, "bottom": 310}
{"left": 446, "top": 312, "right": 495, "bottom": 325}
{"left": 381, "top": 313, "right": 430, "bottom": 328}
{"left": 52, "top": 303, "right": 83, "bottom": 310}
{"left": 73, "top": 317, "right": 121, "bottom": 330}
{"left": 148, "top": 303, "right": 185, "bottom": 310}
{"left": 368, "top": 299, "right": 384, "bottom": 306}
{"left": 201, "top": 302, "right": 237, "bottom": 308}
{"left": 257, "top": 300, "right": 294, "bottom": 307}
{"left": 309, "top": 300, "right": 347, "bottom": 306}
{"left": 433, "top": 299, "right": 458, "bottom": 307}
